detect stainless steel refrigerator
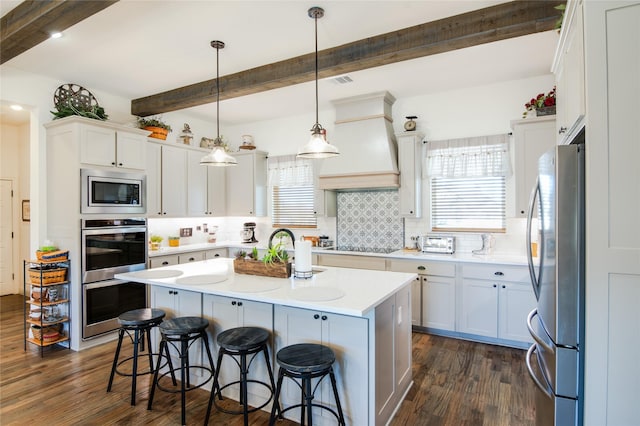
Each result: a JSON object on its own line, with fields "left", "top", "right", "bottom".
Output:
{"left": 525, "top": 136, "right": 585, "bottom": 426}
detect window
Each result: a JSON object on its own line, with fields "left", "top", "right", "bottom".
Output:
{"left": 426, "top": 134, "right": 510, "bottom": 232}
{"left": 268, "top": 155, "right": 317, "bottom": 228}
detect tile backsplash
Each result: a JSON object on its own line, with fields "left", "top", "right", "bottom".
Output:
{"left": 336, "top": 190, "right": 404, "bottom": 250}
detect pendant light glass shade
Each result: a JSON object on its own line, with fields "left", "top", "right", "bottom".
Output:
{"left": 200, "top": 141, "right": 238, "bottom": 166}
{"left": 201, "top": 40, "right": 237, "bottom": 166}
{"left": 297, "top": 124, "right": 339, "bottom": 158}
{"left": 297, "top": 7, "right": 339, "bottom": 159}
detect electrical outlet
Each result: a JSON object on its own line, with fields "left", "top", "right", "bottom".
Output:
{"left": 179, "top": 228, "right": 192, "bottom": 237}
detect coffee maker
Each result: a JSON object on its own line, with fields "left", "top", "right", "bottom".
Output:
{"left": 241, "top": 222, "right": 258, "bottom": 243}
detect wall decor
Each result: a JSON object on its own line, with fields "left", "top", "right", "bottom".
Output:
{"left": 22, "top": 200, "right": 30, "bottom": 222}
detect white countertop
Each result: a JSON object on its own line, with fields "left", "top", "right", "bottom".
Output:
{"left": 149, "top": 241, "right": 530, "bottom": 266}
{"left": 116, "top": 258, "right": 415, "bottom": 317}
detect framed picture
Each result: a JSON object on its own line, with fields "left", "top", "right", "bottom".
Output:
{"left": 22, "top": 200, "right": 30, "bottom": 222}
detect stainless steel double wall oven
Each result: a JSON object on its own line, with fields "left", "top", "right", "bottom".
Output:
{"left": 81, "top": 218, "right": 148, "bottom": 339}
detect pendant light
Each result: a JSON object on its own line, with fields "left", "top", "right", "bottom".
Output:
{"left": 201, "top": 40, "right": 237, "bottom": 166}
{"left": 297, "top": 7, "right": 339, "bottom": 159}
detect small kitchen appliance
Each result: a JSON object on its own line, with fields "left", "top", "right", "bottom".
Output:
{"left": 418, "top": 235, "right": 455, "bottom": 254}
{"left": 241, "top": 222, "right": 258, "bottom": 243}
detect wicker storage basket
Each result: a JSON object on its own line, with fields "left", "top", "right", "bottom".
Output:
{"left": 28, "top": 268, "right": 67, "bottom": 284}
{"left": 31, "top": 324, "right": 61, "bottom": 340}
{"left": 35, "top": 250, "right": 68, "bottom": 262}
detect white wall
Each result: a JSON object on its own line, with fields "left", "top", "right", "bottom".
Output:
{"left": 1, "top": 63, "right": 554, "bottom": 257}
{"left": 221, "top": 74, "right": 555, "bottom": 255}
{"left": 0, "top": 121, "right": 30, "bottom": 294}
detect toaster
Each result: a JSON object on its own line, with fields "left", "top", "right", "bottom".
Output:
{"left": 418, "top": 235, "right": 455, "bottom": 254}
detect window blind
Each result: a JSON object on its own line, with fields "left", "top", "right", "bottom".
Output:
{"left": 268, "top": 155, "right": 317, "bottom": 228}
{"left": 431, "top": 176, "right": 506, "bottom": 232}
{"left": 426, "top": 134, "right": 509, "bottom": 232}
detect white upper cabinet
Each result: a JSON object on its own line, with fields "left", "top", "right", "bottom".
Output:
{"left": 146, "top": 142, "right": 187, "bottom": 217}
{"left": 552, "top": 0, "right": 585, "bottom": 143}
{"left": 225, "top": 150, "right": 267, "bottom": 216}
{"left": 510, "top": 116, "right": 556, "bottom": 217}
{"left": 79, "top": 125, "right": 147, "bottom": 170}
{"left": 186, "top": 150, "right": 226, "bottom": 217}
{"left": 396, "top": 132, "right": 424, "bottom": 218}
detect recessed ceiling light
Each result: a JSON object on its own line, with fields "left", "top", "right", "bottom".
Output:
{"left": 50, "top": 32, "right": 63, "bottom": 39}
{"left": 10, "top": 105, "right": 23, "bottom": 111}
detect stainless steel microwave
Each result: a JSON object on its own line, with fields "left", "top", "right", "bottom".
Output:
{"left": 81, "top": 169, "right": 146, "bottom": 214}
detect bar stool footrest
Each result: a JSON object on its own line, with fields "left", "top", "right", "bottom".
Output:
{"left": 156, "top": 366, "right": 214, "bottom": 394}
{"left": 213, "top": 379, "right": 274, "bottom": 414}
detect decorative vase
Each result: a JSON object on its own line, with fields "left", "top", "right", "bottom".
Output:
{"left": 150, "top": 242, "right": 160, "bottom": 251}
{"left": 144, "top": 126, "right": 169, "bottom": 140}
{"left": 536, "top": 106, "right": 556, "bottom": 116}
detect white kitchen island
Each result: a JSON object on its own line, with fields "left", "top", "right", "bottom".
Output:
{"left": 116, "top": 258, "right": 415, "bottom": 426}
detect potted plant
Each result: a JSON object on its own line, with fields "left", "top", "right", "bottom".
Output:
{"left": 137, "top": 116, "right": 172, "bottom": 140}
{"left": 149, "top": 235, "right": 163, "bottom": 251}
{"left": 233, "top": 243, "right": 291, "bottom": 278}
{"left": 523, "top": 86, "right": 556, "bottom": 118}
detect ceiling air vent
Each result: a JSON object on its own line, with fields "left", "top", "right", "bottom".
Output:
{"left": 330, "top": 75, "right": 353, "bottom": 85}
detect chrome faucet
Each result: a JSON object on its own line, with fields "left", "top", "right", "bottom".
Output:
{"left": 268, "top": 228, "right": 295, "bottom": 249}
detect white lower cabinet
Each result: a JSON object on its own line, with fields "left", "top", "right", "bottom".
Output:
{"left": 273, "top": 305, "right": 368, "bottom": 426}
{"left": 150, "top": 286, "right": 203, "bottom": 380}
{"left": 459, "top": 264, "right": 535, "bottom": 344}
{"left": 387, "top": 259, "right": 456, "bottom": 331}
{"left": 202, "top": 295, "right": 273, "bottom": 405}
{"left": 149, "top": 248, "right": 227, "bottom": 268}
{"left": 316, "top": 253, "right": 387, "bottom": 270}
{"left": 422, "top": 274, "right": 456, "bottom": 331}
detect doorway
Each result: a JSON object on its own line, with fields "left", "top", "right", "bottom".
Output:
{"left": 0, "top": 179, "right": 15, "bottom": 295}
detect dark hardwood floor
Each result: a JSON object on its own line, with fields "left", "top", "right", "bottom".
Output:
{"left": 0, "top": 294, "right": 535, "bottom": 425}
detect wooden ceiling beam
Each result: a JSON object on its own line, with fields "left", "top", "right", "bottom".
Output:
{"left": 132, "top": 1, "right": 561, "bottom": 117}
{"left": 0, "top": 0, "right": 118, "bottom": 65}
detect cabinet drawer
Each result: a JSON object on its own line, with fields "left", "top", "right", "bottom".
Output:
{"left": 462, "top": 264, "right": 529, "bottom": 282}
{"left": 179, "top": 252, "right": 205, "bottom": 264}
{"left": 387, "top": 259, "right": 455, "bottom": 277}
{"left": 316, "top": 254, "right": 386, "bottom": 271}
{"left": 149, "top": 255, "right": 179, "bottom": 268}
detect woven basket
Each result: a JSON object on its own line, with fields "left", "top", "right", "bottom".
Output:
{"left": 36, "top": 250, "right": 68, "bottom": 262}
{"left": 28, "top": 268, "right": 67, "bottom": 284}
{"left": 31, "top": 324, "right": 61, "bottom": 340}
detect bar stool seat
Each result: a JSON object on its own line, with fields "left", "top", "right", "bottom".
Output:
{"left": 269, "top": 343, "right": 345, "bottom": 426}
{"left": 205, "top": 326, "right": 278, "bottom": 426}
{"left": 107, "top": 308, "right": 165, "bottom": 406}
{"left": 147, "top": 316, "right": 217, "bottom": 426}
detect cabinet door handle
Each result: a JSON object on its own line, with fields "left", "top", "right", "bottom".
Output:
{"left": 417, "top": 266, "right": 426, "bottom": 271}
{"left": 111, "top": 161, "right": 116, "bottom": 166}
{"left": 313, "top": 314, "right": 320, "bottom": 319}
{"left": 163, "top": 212, "right": 167, "bottom": 215}
{"left": 321, "top": 315, "right": 327, "bottom": 321}
{"left": 232, "top": 301, "right": 237, "bottom": 306}
{"left": 162, "top": 261, "right": 169, "bottom": 266}
{"left": 559, "top": 126, "right": 567, "bottom": 134}
{"left": 188, "top": 257, "right": 195, "bottom": 262}
{"left": 494, "top": 271, "right": 504, "bottom": 276}
{"left": 214, "top": 254, "right": 220, "bottom": 257}
{"left": 237, "top": 301, "right": 243, "bottom": 307}
{"left": 118, "top": 162, "right": 123, "bottom": 167}
{"left": 502, "top": 285, "right": 506, "bottom": 289}
{"left": 493, "top": 284, "right": 497, "bottom": 288}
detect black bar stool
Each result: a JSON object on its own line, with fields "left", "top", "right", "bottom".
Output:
{"left": 205, "top": 326, "right": 279, "bottom": 426}
{"left": 147, "top": 316, "right": 218, "bottom": 426}
{"left": 269, "top": 343, "right": 346, "bottom": 426}
{"left": 107, "top": 308, "right": 166, "bottom": 406}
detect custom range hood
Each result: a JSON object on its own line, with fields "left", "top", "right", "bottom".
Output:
{"left": 319, "top": 91, "right": 399, "bottom": 190}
